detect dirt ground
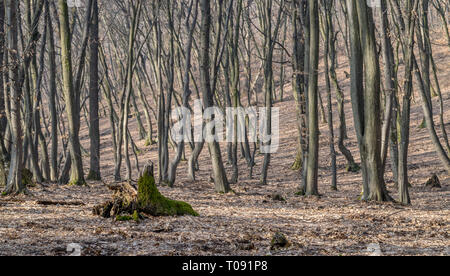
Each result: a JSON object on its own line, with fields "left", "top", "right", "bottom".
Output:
{"left": 0, "top": 40, "right": 449, "bottom": 256}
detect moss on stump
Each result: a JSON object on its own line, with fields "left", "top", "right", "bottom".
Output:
{"left": 116, "top": 211, "right": 140, "bottom": 222}
{"left": 137, "top": 171, "right": 198, "bottom": 216}
{"left": 93, "top": 162, "right": 198, "bottom": 220}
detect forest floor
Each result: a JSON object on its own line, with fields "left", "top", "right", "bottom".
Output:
{"left": 0, "top": 43, "right": 449, "bottom": 256}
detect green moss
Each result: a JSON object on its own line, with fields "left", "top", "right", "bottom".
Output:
{"left": 290, "top": 153, "right": 303, "bottom": 171}
{"left": 418, "top": 118, "right": 427, "bottom": 129}
{"left": 132, "top": 210, "right": 140, "bottom": 222}
{"left": 116, "top": 211, "right": 140, "bottom": 222}
{"left": 116, "top": 215, "right": 133, "bottom": 221}
{"left": 68, "top": 179, "right": 87, "bottom": 186}
{"left": 137, "top": 172, "right": 199, "bottom": 217}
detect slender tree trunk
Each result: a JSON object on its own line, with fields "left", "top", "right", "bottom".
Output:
{"left": 321, "top": 0, "right": 337, "bottom": 190}
{"left": 168, "top": 0, "right": 199, "bottom": 187}
{"left": 58, "top": 0, "right": 85, "bottom": 186}
{"left": 200, "top": 0, "right": 230, "bottom": 193}
{"left": 0, "top": 0, "right": 5, "bottom": 136}
{"left": 87, "top": 0, "right": 101, "bottom": 181}
{"left": 291, "top": 0, "right": 306, "bottom": 173}
{"left": 4, "top": 0, "right": 24, "bottom": 194}
{"left": 123, "top": 1, "right": 142, "bottom": 181}
{"left": 46, "top": 0, "right": 58, "bottom": 182}
{"left": 347, "top": 0, "right": 369, "bottom": 199}
{"left": 0, "top": 1, "right": 6, "bottom": 188}
{"left": 379, "top": 0, "right": 396, "bottom": 177}
{"left": 397, "top": 0, "right": 420, "bottom": 205}
{"left": 305, "top": 0, "right": 320, "bottom": 196}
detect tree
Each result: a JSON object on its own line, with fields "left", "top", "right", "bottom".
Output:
{"left": 258, "top": 0, "right": 284, "bottom": 186}
{"left": 3, "top": 0, "right": 23, "bottom": 195}
{"left": 4, "top": 0, "right": 44, "bottom": 194}
{"left": 320, "top": 0, "right": 337, "bottom": 190}
{"left": 45, "top": 0, "right": 59, "bottom": 182}
{"left": 397, "top": 0, "right": 421, "bottom": 204}
{"left": 168, "top": 0, "right": 199, "bottom": 187}
{"left": 346, "top": 0, "right": 390, "bottom": 201}
{"left": 114, "top": 0, "right": 142, "bottom": 181}
{"left": 87, "top": 0, "right": 101, "bottom": 181}
{"left": 157, "top": 0, "right": 174, "bottom": 185}
{"left": 305, "top": 0, "right": 320, "bottom": 196}
{"left": 291, "top": 0, "right": 307, "bottom": 175}
{"left": 200, "top": 0, "right": 230, "bottom": 193}
{"left": 58, "top": 0, "right": 85, "bottom": 186}
{"left": 0, "top": 0, "right": 6, "bottom": 188}
{"left": 379, "top": 0, "right": 398, "bottom": 185}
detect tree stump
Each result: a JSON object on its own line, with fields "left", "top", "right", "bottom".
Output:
{"left": 425, "top": 174, "right": 441, "bottom": 189}
{"left": 93, "top": 162, "right": 198, "bottom": 219}
{"left": 270, "top": 232, "right": 290, "bottom": 250}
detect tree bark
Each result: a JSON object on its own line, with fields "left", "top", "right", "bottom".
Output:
{"left": 200, "top": 0, "right": 230, "bottom": 193}
{"left": 87, "top": 0, "right": 101, "bottom": 181}
{"left": 58, "top": 0, "right": 85, "bottom": 186}
{"left": 305, "top": 0, "right": 320, "bottom": 196}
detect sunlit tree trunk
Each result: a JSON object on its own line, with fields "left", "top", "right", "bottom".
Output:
{"left": 45, "top": 0, "right": 59, "bottom": 182}
{"left": 305, "top": 0, "right": 320, "bottom": 196}
{"left": 355, "top": 0, "right": 390, "bottom": 201}
{"left": 168, "top": 0, "right": 199, "bottom": 187}
{"left": 58, "top": 0, "right": 85, "bottom": 186}
{"left": 200, "top": 0, "right": 230, "bottom": 193}
{"left": 4, "top": 0, "right": 23, "bottom": 194}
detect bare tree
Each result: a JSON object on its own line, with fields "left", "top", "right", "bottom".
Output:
{"left": 87, "top": 0, "right": 101, "bottom": 181}
{"left": 58, "top": 0, "right": 85, "bottom": 186}
{"left": 200, "top": 0, "right": 230, "bottom": 193}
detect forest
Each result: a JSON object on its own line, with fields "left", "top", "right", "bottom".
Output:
{"left": 0, "top": 0, "right": 449, "bottom": 256}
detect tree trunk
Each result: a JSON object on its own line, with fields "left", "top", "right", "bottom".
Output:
{"left": 4, "top": 0, "right": 23, "bottom": 194}
{"left": 355, "top": 0, "right": 390, "bottom": 201}
{"left": 200, "top": 0, "right": 230, "bottom": 193}
{"left": 305, "top": 0, "right": 320, "bottom": 196}
{"left": 168, "top": 0, "right": 198, "bottom": 187}
{"left": 58, "top": 0, "right": 85, "bottom": 186}
{"left": 87, "top": 0, "right": 101, "bottom": 181}
{"left": 321, "top": 0, "right": 337, "bottom": 190}
{"left": 45, "top": 0, "right": 59, "bottom": 182}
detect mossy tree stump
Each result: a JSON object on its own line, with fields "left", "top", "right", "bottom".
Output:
{"left": 93, "top": 162, "right": 198, "bottom": 219}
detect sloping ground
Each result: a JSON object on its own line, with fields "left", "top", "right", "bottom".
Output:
{"left": 0, "top": 44, "right": 449, "bottom": 256}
